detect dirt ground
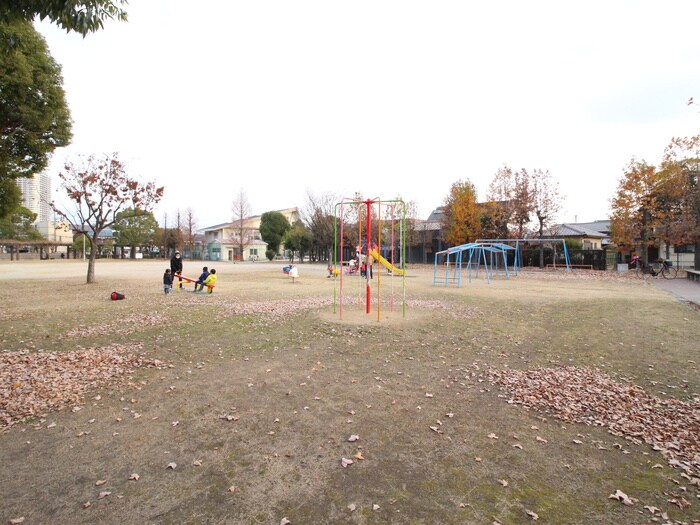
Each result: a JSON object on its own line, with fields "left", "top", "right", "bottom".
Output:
{"left": 0, "top": 259, "right": 698, "bottom": 525}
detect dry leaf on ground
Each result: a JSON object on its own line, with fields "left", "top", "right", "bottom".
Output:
{"left": 608, "top": 489, "right": 637, "bottom": 506}
{"left": 525, "top": 509, "right": 539, "bottom": 520}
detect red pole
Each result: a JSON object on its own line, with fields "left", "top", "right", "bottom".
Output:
{"left": 339, "top": 203, "right": 344, "bottom": 319}
{"left": 365, "top": 199, "right": 371, "bottom": 314}
{"left": 390, "top": 203, "right": 395, "bottom": 312}
{"left": 377, "top": 199, "right": 381, "bottom": 322}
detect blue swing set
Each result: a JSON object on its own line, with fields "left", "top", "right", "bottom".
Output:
{"left": 433, "top": 239, "right": 572, "bottom": 287}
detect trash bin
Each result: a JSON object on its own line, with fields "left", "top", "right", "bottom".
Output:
{"left": 617, "top": 263, "right": 628, "bottom": 273}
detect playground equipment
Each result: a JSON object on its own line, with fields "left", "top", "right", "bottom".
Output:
{"left": 369, "top": 247, "right": 405, "bottom": 275}
{"left": 333, "top": 196, "right": 407, "bottom": 320}
{"left": 433, "top": 242, "right": 515, "bottom": 286}
{"left": 175, "top": 273, "right": 215, "bottom": 293}
{"left": 433, "top": 238, "right": 573, "bottom": 287}
{"left": 476, "top": 238, "right": 572, "bottom": 274}
{"left": 283, "top": 265, "right": 299, "bottom": 282}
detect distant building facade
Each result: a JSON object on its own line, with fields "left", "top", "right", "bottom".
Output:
{"left": 549, "top": 220, "right": 610, "bottom": 250}
{"left": 16, "top": 172, "right": 51, "bottom": 223}
{"left": 201, "top": 207, "right": 300, "bottom": 261}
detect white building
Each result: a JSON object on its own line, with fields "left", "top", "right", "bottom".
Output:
{"left": 15, "top": 172, "right": 51, "bottom": 223}
{"left": 202, "top": 207, "right": 300, "bottom": 261}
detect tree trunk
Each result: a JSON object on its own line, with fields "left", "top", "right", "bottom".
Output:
{"left": 695, "top": 187, "right": 700, "bottom": 269}
{"left": 538, "top": 219, "right": 545, "bottom": 268}
{"left": 87, "top": 236, "right": 98, "bottom": 283}
{"left": 640, "top": 208, "right": 650, "bottom": 265}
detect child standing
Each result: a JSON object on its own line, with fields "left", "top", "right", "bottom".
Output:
{"left": 194, "top": 266, "right": 210, "bottom": 292}
{"left": 163, "top": 268, "right": 173, "bottom": 294}
{"left": 202, "top": 268, "right": 217, "bottom": 292}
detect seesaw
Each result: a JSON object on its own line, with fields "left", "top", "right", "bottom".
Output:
{"left": 174, "top": 273, "right": 215, "bottom": 293}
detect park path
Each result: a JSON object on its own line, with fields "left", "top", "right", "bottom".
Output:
{"left": 652, "top": 275, "right": 700, "bottom": 308}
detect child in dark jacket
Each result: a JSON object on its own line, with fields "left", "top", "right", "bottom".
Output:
{"left": 194, "top": 266, "right": 210, "bottom": 292}
{"left": 163, "top": 269, "right": 173, "bottom": 294}
{"left": 201, "top": 268, "right": 217, "bottom": 293}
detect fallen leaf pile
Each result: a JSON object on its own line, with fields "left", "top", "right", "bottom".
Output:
{"left": 0, "top": 343, "right": 161, "bottom": 428}
{"left": 487, "top": 366, "right": 700, "bottom": 477}
{"left": 63, "top": 313, "right": 168, "bottom": 339}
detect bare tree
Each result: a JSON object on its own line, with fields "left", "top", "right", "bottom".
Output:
{"left": 174, "top": 208, "right": 184, "bottom": 253}
{"left": 231, "top": 189, "right": 253, "bottom": 261}
{"left": 53, "top": 153, "right": 163, "bottom": 283}
{"left": 184, "top": 207, "right": 197, "bottom": 257}
{"left": 161, "top": 209, "right": 183, "bottom": 256}
{"left": 161, "top": 211, "right": 168, "bottom": 258}
{"left": 530, "top": 169, "right": 562, "bottom": 267}
{"left": 301, "top": 190, "right": 337, "bottom": 262}
{"left": 402, "top": 200, "right": 420, "bottom": 263}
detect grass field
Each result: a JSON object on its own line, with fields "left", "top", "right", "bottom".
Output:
{"left": 0, "top": 259, "right": 698, "bottom": 525}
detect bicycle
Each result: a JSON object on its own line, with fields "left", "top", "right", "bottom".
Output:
{"left": 629, "top": 256, "right": 678, "bottom": 279}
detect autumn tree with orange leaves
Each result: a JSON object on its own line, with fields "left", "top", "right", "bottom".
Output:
{"left": 441, "top": 179, "right": 481, "bottom": 246}
{"left": 661, "top": 134, "right": 700, "bottom": 268}
{"left": 609, "top": 159, "right": 674, "bottom": 265}
{"left": 480, "top": 166, "right": 514, "bottom": 239}
{"left": 53, "top": 154, "right": 163, "bottom": 283}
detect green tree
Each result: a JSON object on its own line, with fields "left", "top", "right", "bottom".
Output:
{"left": 71, "top": 231, "right": 88, "bottom": 258}
{"left": 1, "top": 0, "right": 128, "bottom": 36}
{"left": 283, "top": 220, "right": 312, "bottom": 263}
{"left": 0, "top": 18, "right": 72, "bottom": 217}
{"left": 112, "top": 208, "right": 159, "bottom": 258}
{"left": 0, "top": 176, "right": 22, "bottom": 219}
{"left": 53, "top": 153, "right": 163, "bottom": 283}
{"left": 259, "top": 211, "right": 291, "bottom": 257}
{"left": 441, "top": 179, "right": 481, "bottom": 246}
{"left": 0, "top": 206, "right": 43, "bottom": 240}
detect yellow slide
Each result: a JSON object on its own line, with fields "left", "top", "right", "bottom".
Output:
{"left": 370, "top": 249, "right": 405, "bottom": 276}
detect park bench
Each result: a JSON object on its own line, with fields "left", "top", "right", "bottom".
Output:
{"left": 686, "top": 269, "right": 700, "bottom": 282}
{"left": 545, "top": 264, "right": 593, "bottom": 270}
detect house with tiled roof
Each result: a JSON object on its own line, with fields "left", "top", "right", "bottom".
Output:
{"left": 549, "top": 220, "right": 610, "bottom": 250}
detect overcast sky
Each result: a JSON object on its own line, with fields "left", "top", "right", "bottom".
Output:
{"left": 37, "top": 1, "right": 700, "bottom": 228}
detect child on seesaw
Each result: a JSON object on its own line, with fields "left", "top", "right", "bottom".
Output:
{"left": 196, "top": 268, "right": 217, "bottom": 293}
{"left": 194, "top": 266, "right": 209, "bottom": 292}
